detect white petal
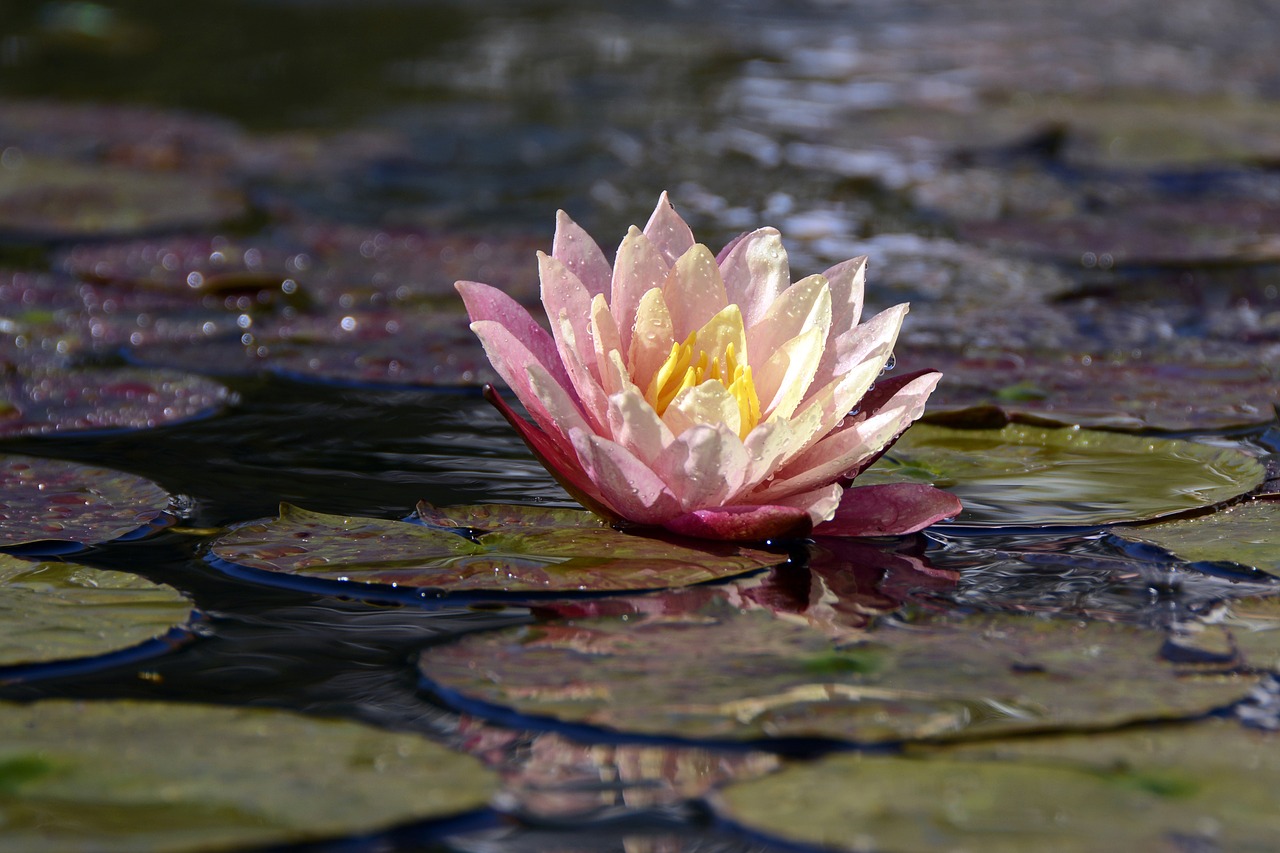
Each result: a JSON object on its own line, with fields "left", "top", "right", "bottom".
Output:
{"left": 589, "top": 294, "right": 625, "bottom": 396}
{"left": 656, "top": 423, "right": 748, "bottom": 511}
{"left": 663, "top": 380, "right": 740, "bottom": 437}
{"left": 752, "top": 406, "right": 909, "bottom": 502}
{"left": 809, "top": 303, "right": 906, "bottom": 399}
{"left": 757, "top": 325, "right": 827, "bottom": 422}
{"left": 663, "top": 244, "right": 729, "bottom": 341}
{"left": 746, "top": 274, "right": 831, "bottom": 366}
{"left": 606, "top": 385, "right": 674, "bottom": 465}
{"left": 823, "top": 255, "right": 866, "bottom": 335}
{"left": 778, "top": 356, "right": 884, "bottom": 468}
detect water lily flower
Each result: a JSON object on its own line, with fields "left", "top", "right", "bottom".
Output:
{"left": 456, "top": 193, "right": 961, "bottom": 541}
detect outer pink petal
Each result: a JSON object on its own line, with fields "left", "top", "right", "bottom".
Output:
{"left": 838, "top": 369, "right": 942, "bottom": 482}
{"left": 611, "top": 227, "right": 669, "bottom": 355}
{"left": 717, "top": 227, "right": 789, "bottom": 329}
{"left": 483, "top": 385, "right": 617, "bottom": 520}
{"left": 455, "top": 280, "right": 572, "bottom": 396}
{"left": 541, "top": 252, "right": 610, "bottom": 430}
{"left": 813, "top": 483, "right": 963, "bottom": 537}
{"left": 643, "top": 191, "right": 697, "bottom": 267}
{"left": 661, "top": 504, "right": 811, "bottom": 542}
{"left": 823, "top": 255, "right": 866, "bottom": 337}
{"left": 553, "top": 210, "right": 611, "bottom": 298}
{"left": 468, "top": 320, "right": 576, "bottom": 440}
{"left": 569, "top": 428, "right": 682, "bottom": 526}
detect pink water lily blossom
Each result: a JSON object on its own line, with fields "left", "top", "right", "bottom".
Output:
{"left": 456, "top": 193, "right": 961, "bottom": 542}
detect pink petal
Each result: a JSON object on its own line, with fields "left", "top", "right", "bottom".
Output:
{"left": 661, "top": 504, "right": 811, "bottom": 542}
{"left": 553, "top": 210, "right": 611, "bottom": 298}
{"left": 468, "top": 320, "right": 577, "bottom": 439}
{"left": 569, "top": 428, "right": 682, "bottom": 526}
{"left": 541, "top": 252, "right": 610, "bottom": 429}
{"left": 455, "top": 280, "right": 572, "bottom": 395}
{"left": 822, "top": 255, "right": 866, "bottom": 336}
{"left": 838, "top": 370, "right": 942, "bottom": 482}
{"left": 607, "top": 386, "right": 675, "bottom": 463}
{"left": 746, "top": 274, "right": 831, "bottom": 368}
{"left": 717, "top": 227, "right": 789, "bottom": 328}
{"left": 643, "top": 191, "right": 697, "bottom": 267}
{"left": 808, "top": 303, "right": 906, "bottom": 400}
{"left": 813, "top": 483, "right": 962, "bottom": 537}
{"left": 483, "top": 385, "right": 617, "bottom": 521}
{"left": 611, "top": 227, "right": 669, "bottom": 357}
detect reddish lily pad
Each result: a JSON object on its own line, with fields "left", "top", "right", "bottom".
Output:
{"left": 858, "top": 424, "right": 1265, "bottom": 528}
{"left": 0, "top": 453, "right": 171, "bottom": 549}
{"left": 920, "top": 349, "right": 1280, "bottom": 432}
{"left": 419, "top": 603, "right": 1250, "bottom": 744}
{"left": 713, "top": 718, "right": 1280, "bottom": 853}
{"left": 1114, "top": 501, "right": 1280, "bottom": 578}
{"left": 0, "top": 367, "right": 229, "bottom": 437}
{"left": 0, "top": 158, "right": 244, "bottom": 240}
{"left": 0, "top": 554, "right": 191, "bottom": 668}
{"left": 0, "top": 698, "right": 497, "bottom": 852}
{"left": 210, "top": 503, "right": 783, "bottom": 594}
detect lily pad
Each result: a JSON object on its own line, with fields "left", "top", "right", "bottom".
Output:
{"left": 0, "top": 367, "right": 230, "bottom": 437}
{"left": 210, "top": 503, "right": 783, "bottom": 594}
{"left": 1114, "top": 501, "right": 1280, "bottom": 578}
{"left": 858, "top": 424, "right": 1265, "bottom": 528}
{"left": 919, "top": 349, "right": 1280, "bottom": 432}
{"left": 0, "top": 158, "right": 244, "bottom": 240}
{"left": 0, "top": 698, "right": 496, "bottom": 852}
{"left": 1223, "top": 596, "right": 1280, "bottom": 672}
{"left": 713, "top": 718, "right": 1280, "bottom": 853}
{"left": 0, "top": 554, "right": 191, "bottom": 668}
{"left": 0, "top": 454, "right": 171, "bottom": 549}
{"left": 418, "top": 603, "right": 1250, "bottom": 744}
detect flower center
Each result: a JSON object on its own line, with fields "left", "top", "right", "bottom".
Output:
{"left": 644, "top": 331, "right": 762, "bottom": 437}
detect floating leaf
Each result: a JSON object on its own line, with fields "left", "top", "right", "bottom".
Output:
{"left": 920, "top": 350, "right": 1280, "bottom": 432}
{"left": 858, "top": 424, "right": 1264, "bottom": 528}
{"left": 1223, "top": 596, "right": 1280, "bottom": 672}
{"left": 0, "top": 454, "right": 170, "bottom": 549}
{"left": 714, "top": 717, "right": 1280, "bottom": 853}
{"left": 0, "top": 158, "right": 244, "bottom": 240}
{"left": 0, "top": 554, "right": 191, "bottom": 668}
{"left": 0, "top": 698, "right": 496, "bottom": 852}
{"left": 0, "top": 367, "right": 230, "bottom": 437}
{"left": 419, "top": 603, "right": 1250, "bottom": 744}
{"left": 1114, "top": 501, "right": 1280, "bottom": 578}
{"left": 210, "top": 503, "right": 782, "bottom": 594}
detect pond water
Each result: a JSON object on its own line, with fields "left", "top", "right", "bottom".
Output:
{"left": 2, "top": 0, "right": 1280, "bottom": 850}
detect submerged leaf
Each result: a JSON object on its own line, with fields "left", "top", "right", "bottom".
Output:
{"left": 211, "top": 503, "right": 783, "bottom": 594}
{"left": 857, "top": 424, "right": 1264, "bottom": 528}
{"left": 419, "top": 603, "right": 1250, "bottom": 743}
{"left": 0, "top": 698, "right": 496, "bottom": 852}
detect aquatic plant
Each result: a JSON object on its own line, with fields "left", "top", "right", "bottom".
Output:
{"left": 457, "top": 194, "right": 959, "bottom": 541}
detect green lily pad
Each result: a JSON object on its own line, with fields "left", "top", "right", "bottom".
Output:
{"left": 418, "top": 603, "right": 1250, "bottom": 744}
{"left": 0, "top": 698, "right": 496, "bottom": 852}
{"left": 0, "top": 454, "right": 171, "bottom": 549}
{"left": 0, "top": 367, "right": 230, "bottom": 437}
{"left": 858, "top": 424, "right": 1265, "bottom": 528}
{"left": 0, "top": 554, "right": 191, "bottom": 668}
{"left": 210, "top": 503, "right": 783, "bottom": 594}
{"left": 1114, "top": 501, "right": 1280, "bottom": 578}
{"left": 0, "top": 158, "right": 244, "bottom": 240}
{"left": 713, "top": 717, "right": 1280, "bottom": 853}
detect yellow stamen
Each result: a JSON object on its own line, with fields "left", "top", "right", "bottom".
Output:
{"left": 644, "top": 332, "right": 762, "bottom": 438}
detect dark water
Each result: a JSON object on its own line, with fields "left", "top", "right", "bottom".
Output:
{"left": 2, "top": 0, "right": 1280, "bottom": 850}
